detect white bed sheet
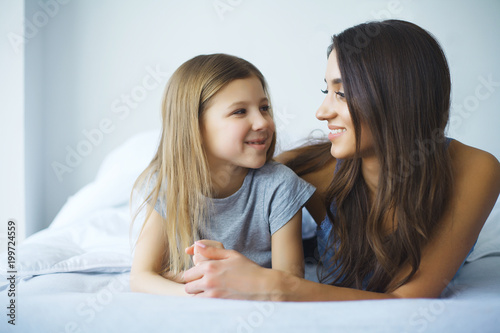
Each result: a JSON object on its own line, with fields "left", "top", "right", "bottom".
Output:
{"left": 0, "top": 257, "right": 499, "bottom": 333}
{"left": 1, "top": 130, "right": 499, "bottom": 333}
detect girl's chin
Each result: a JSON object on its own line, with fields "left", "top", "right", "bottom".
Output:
{"left": 242, "top": 158, "right": 267, "bottom": 169}
{"left": 247, "top": 161, "right": 266, "bottom": 169}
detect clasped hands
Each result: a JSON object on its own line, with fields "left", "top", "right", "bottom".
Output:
{"left": 185, "top": 240, "right": 225, "bottom": 266}
{"left": 182, "top": 240, "right": 226, "bottom": 296}
{"left": 181, "top": 240, "right": 268, "bottom": 299}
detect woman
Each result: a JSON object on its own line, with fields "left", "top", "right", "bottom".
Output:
{"left": 182, "top": 20, "right": 500, "bottom": 301}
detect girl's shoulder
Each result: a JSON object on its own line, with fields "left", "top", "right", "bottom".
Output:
{"left": 251, "top": 161, "right": 316, "bottom": 208}
{"left": 275, "top": 148, "right": 337, "bottom": 225}
{"left": 258, "top": 160, "right": 290, "bottom": 173}
{"left": 256, "top": 161, "right": 313, "bottom": 183}
{"left": 254, "top": 162, "right": 317, "bottom": 194}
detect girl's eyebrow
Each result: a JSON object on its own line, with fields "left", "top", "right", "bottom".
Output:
{"left": 226, "top": 97, "right": 269, "bottom": 110}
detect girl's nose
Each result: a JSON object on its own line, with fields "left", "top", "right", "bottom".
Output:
{"left": 252, "top": 111, "right": 273, "bottom": 131}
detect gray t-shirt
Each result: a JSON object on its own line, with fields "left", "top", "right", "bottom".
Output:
{"left": 154, "top": 161, "right": 316, "bottom": 268}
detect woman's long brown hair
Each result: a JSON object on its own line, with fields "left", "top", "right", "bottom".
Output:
{"left": 288, "top": 20, "right": 453, "bottom": 292}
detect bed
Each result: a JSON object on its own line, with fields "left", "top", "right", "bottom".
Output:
{"left": 1, "top": 130, "right": 499, "bottom": 333}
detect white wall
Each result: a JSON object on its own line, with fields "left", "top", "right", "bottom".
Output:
{"left": 0, "top": 2, "right": 25, "bottom": 246}
{"left": 6, "top": 0, "right": 500, "bottom": 236}
{"left": 24, "top": 0, "right": 45, "bottom": 238}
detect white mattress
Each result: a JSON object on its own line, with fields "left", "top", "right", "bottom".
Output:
{"left": 1, "top": 130, "right": 498, "bottom": 333}
{"left": 0, "top": 256, "right": 499, "bottom": 333}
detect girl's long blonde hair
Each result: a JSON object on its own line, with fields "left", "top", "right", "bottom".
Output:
{"left": 131, "top": 54, "right": 276, "bottom": 274}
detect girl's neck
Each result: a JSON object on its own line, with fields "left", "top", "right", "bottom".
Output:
{"left": 209, "top": 165, "right": 249, "bottom": 199}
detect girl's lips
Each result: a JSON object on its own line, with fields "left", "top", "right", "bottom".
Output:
{"left": 245, "top": 140, "right": 266, "bottom": 144}
{"left": 245, "top": 138, "right": 268, "bottom": 150}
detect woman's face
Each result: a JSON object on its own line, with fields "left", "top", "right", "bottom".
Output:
{"left": 316, "top": 50, "right": 374, "bottom": 160}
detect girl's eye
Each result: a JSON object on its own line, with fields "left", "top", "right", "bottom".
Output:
{"left": 233, "top": 109, "right": 246, "bottom": 115}
{"left": 335, "top": 91, "right": 346, "bottom": 99}
{"left": 260, "top": 105, "right": 270, "bottom": 112}
{"left": 321, "top": 89, "right": 328, "bottom": 94}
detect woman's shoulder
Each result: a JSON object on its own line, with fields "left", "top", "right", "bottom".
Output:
{"left": 449, "top": 140, "right": 500, "bottom": 178}
{"left": 447, "top": 140, "right": 500, "bottom": 220}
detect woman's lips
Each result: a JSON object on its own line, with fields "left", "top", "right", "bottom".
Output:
{"left": 328, "top": 128, "right": 346, "bottom": 141}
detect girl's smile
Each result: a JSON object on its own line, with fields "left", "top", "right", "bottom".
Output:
{"left": 244, "top": 135, "right": 269, "bottom": 150}
{"left": 201, "top": 76, "right": 275, "bottom": 173}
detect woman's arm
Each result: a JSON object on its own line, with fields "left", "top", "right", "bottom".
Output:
{"left": 130, "top": 208, "right": 189, "bottom": 296}
{"left": 183, "top": 245, "right": 396, "bottom": 301}
{"left": 271, "top": 210, "right": 304, "bottom": 278}
{"left": 184, "top": 142, "right": 500, "bottom": 301}
{"left": 386, "top": 141, "right": 500, "bottom": 298}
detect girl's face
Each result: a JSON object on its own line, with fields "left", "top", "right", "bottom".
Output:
{"left": 316, "top": 50, "right": 374, "bottom": 160}
{"left": 201, "top": 76, "right": 275, "bottom": 172}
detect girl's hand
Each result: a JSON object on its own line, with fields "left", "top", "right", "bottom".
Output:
{"left": 183, "top": 245, "right": 289, "bottom": 300}
{"left": 185, "top": 240, "right": 225, "bottom": 266}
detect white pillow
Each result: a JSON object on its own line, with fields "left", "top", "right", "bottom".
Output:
{"left": 95, "top": 129, "right": 161, "bottom": 182}
{"left": 50, "top": 129, "right": 160, "bottom": 228}
{"left": 0, "top": 206, "right": 133, "bottom": 280}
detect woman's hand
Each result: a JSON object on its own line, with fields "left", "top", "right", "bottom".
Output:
{"left": 185, "top": 240, "right": 225, "bottom": 266}
{"left": 183, "top": 243, "right": 290, "bottom": 300}
{"left": 182, "top": 242, "right": 397, "bottom": 301}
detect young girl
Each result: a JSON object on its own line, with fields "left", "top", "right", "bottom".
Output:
{"left": 182, "top": 20, "right": 500, "bottom": 300}
{"left": 129, "top": 54, "right": 315, "bottom": 296}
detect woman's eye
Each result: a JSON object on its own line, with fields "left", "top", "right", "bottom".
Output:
{"left": 260, "top": 105, "right": 270, "bottom": 112}
{"left": 321, "top": 89, "right": 328, "bottom": 94}
{"left": 335, "top": 91, "right": 346, "bottom": 99}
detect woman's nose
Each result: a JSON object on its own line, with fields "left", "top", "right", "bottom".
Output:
{"left": 316, "top": 95, "right": 337, "bottom": 121}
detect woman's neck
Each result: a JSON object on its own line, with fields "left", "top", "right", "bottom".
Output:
{"left": 361, "top": 155, "right": 399, "bottom": 234}
{"left": 361, "top": 155, "right": 380, "bottom": 200}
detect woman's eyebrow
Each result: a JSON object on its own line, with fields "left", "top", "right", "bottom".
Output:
{"left": 324, "top": 78, "right": 342, "bottom": 85}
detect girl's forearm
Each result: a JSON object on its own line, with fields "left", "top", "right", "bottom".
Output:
{"left": 130, "top": 271, "right": 189, "bottom": 297}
